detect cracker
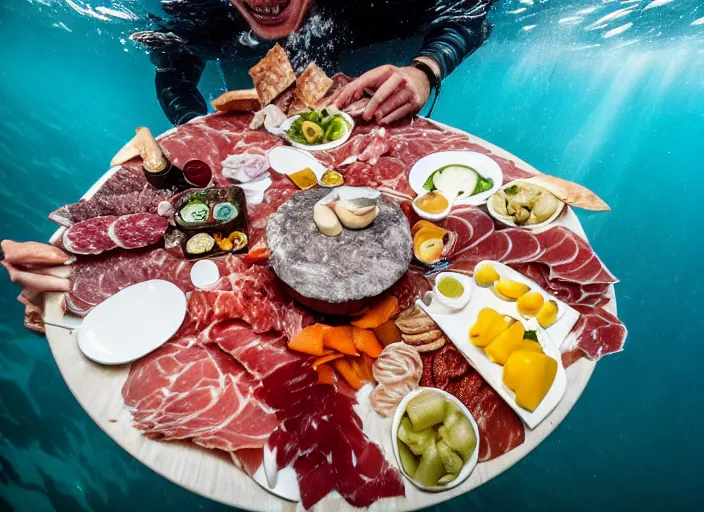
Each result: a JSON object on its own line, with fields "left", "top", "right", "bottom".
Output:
{"left": 295, "top": 62, "right": 334, "bottom": 108}
{"left": 248, "top": 44, "right": 296, "bottom": 105}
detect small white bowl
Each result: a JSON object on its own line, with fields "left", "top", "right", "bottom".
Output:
{"left": 391, "top": 387, "right": 480, "bottom": 492}
{"left": 487, "top": 179, "right": 565, "bottom": 231}
{"left": 431, "top": 272, "right": 473, "bottom": 310}
{"left": 412, "top": 192, "right": 452, "bottom": 221}
{"left": 279, "top": 112, "right": 354, "bottom": 152}
{"left": 408, "top": 151, "right": 503, "bottom": 206}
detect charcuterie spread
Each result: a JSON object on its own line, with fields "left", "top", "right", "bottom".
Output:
{"left": 8, "top": 46, "right": 628, "bottom": 510}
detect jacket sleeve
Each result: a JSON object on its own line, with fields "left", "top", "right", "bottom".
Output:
{"left": 151, "top": 46, "right": 208, "bottom": 126}
{"left": 418, "top": 0, "right": 496, "bottom": 81}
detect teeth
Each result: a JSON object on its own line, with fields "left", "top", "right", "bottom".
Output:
{"left": 252, "top": 3, "right": 283, "bottom": 15}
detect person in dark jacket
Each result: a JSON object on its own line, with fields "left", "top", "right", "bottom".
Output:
{"left": 134, "top": 0, "right": 496, "bottom": 125}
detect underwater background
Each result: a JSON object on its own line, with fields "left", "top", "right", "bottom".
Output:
{"left": 1, "top": 0, "right": 703, "bottom": 510}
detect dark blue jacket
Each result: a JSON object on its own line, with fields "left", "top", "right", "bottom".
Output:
{"left": 135, "top": 0, "right": 496, "bottom": 125}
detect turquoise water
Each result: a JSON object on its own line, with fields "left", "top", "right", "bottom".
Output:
{"left": 1, "top": 0, "right": 703, "bottom": 510}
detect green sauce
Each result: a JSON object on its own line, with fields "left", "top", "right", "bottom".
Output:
{"left": 438, "top": 277, "right": 464, "bottom": 298}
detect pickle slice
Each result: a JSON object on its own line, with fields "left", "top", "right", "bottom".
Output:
{"left": 437, "top": 440, "right": 464, "bottom": 475}
{"left": 413, "top": 440, "right": 445, "bottom": 487}
{"left": 398, "top": 416, "right": 436, "bottom": 456}
{"left": 437, "top": 473, "right": 458, "bottom": 486}
{"left": 406, "top": 391, "right": 447, "bottom": 431}
{"left": 438, "top": 415, "right": 477, "bottom": 461}
{"left": 397, "top": 440, "right": 419, "bottom": 478}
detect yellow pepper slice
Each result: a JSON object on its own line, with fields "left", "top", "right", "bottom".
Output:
{"left": 503, "top": 351, "right": 558, "bottom": 412}
{"left": 485, "top": 321, "right": 526, "bottom": 365}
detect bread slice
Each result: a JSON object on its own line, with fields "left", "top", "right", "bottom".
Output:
{"left": 211, "top": 89, "right": 261, "bottom": 112}
{"left": 523, "top": 175, "right": 611, "bottom": 211}
{"left": 248, "top": 44, "right": 296, "bottom": 106}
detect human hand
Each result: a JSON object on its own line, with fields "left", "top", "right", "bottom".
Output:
{"left": 334, "top": 64, "right": 431, "bottom": 124}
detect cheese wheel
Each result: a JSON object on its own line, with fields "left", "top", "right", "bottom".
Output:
{"left": 313, "top": 204, "right": 342, "bottom": 237}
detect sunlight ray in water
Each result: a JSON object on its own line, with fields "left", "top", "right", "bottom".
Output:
{"left": 603, "top": 22, "right": 634, "bottom": 38}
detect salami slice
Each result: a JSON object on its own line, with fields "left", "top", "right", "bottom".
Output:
{"left": 62, "top": 216, "right": 118, "bottom": 255}
{"left": 108, "top": 213, "right": 168, "bottom": 250}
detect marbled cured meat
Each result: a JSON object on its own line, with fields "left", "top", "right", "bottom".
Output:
{"left": 62, "top": 213, "right": 168, "bottom": 255}
{"left": 108, "top": 213, "right": 169, "bottom": 250}
{"left": 445, "top": 209, "right": 618, "bottom": 286}
{"left": 49, "top": 165, "right": 171, "bottom": 226}
{"left": 566, "top": 305, "right": 628, "bottom": 360}
{"left": 122, "top": 337, "right": 278, "bottom": 454}
{"left": 62, "top": 215, "right": 118, "bottom": 255}
{"left": 205, "top": 319, "right": 303, "bottom": 380}
{"left": 66, "top": 249, "right": 314, "bottom": 340}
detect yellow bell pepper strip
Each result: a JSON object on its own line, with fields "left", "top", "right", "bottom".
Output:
{"left": 503, "top": 351, "right": 558, "bottom": 412}
{"left": 485, "top": 321, "right": 526, "bottom": 365}
{"left": 469, "top": 308, "right": 514, "bottom": 348}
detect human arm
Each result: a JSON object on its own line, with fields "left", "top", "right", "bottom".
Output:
{"left": 335, "top": 0, "right": 495, "bottom": 124}
{"left": 151, "top": 46, "right": 208, "bottom": 126}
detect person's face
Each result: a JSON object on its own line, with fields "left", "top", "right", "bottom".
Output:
{"left": 230, "top": 0, "right": 314, "bottom": 40}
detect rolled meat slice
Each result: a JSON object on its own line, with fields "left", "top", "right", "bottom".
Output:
{"left": 2, "top": 261, "right": 71, "bottom": 292}
{"left": 1, "top": 240, "right": 72, "bottom": 266}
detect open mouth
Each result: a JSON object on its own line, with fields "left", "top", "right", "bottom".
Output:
{"left": 244, "top": 0, "right": 292, "bottom": 25}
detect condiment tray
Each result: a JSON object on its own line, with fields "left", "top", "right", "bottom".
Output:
{"left": 418, "top": 261, "right": 577, "bottom": 428}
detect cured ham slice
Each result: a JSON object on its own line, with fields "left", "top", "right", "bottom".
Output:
{"left": 446, "top": 209, "right": 618, "bottom": 286}
{"left": 62, "top": 213, "right": 168, "bottom": 255}
{"left": 259, "top": 362, "right": 405, "bottom": 509}
{"left": 390, "top": 265, "right": 432, "bottom": 310}
{"left": 122, "top": 337, "right": 278, "bottom": 453}
{"left": 205, "top": 319, "right": 303, "bottom": 380}
{"left": 183, "top": 265, "right": 315, "bottom": 340}
{"left": 49, "top": 165, "right": 171, "bottom": 226}
{"left": 567, "top": 305, "right": 628, "bottom": 360}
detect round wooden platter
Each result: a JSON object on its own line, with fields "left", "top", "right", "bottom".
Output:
{"left": 43, "top": 119, "right": 612, "bottom": 512}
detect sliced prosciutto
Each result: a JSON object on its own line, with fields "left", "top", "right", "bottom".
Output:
{"left": 205, "top": 319, "right": 303, "bottom": 380}
{"left": 122, "top": 337, "right": 278, "bottom": 453}
{"left": 445, "top": 209, "right": 618, "bottom": 286}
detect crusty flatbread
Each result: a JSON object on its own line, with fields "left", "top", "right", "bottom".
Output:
{"left": 248, "top": 44, "right": 296, "bottom": 106}
{"left": 295, "top": 62, "right": 334, "bottom": 108}
{"left": 523, "top": 175, "right": 610, "bottom": 211}
{"left": 211, "top": 89, "right": 261, "bottom": 112}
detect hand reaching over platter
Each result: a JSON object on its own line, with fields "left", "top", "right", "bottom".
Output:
{"left": 334, "top": 64, "right": 433, "bottom": 124}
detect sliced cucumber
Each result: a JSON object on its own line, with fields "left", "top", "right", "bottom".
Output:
{"left": 437, "top": 440, "right": 464, "bottom": 475}
{"left": 437, "top": 473, "right": 458, "bottom": 485}
{"left": 398, "top": 416, "right": 436, "bottom": 456}
{"left": 397, "top": 440, "right": 419, "bottom": 478}
{"left": 413, "top": 440, "right": 445, "bottom": 487}
{"left": 406, "top": 391, "right": 447, "bottom": 431}
{"left": 439, "top": 414, "right": 477, "bottom": 461}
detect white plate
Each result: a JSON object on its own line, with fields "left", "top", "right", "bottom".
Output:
{"left": 77, "top": 280, "right": 187, "bottom": 365}
{"left": 279, "top": 112, "right": 355, "bottom": 152}
{"left": 391, "top": 388, "right": 480, "bottom": 492}
{"left": 408, "top": 151, "right": 503, "bottom": 206}
{"left": 267, "top": 146, "right": 328, "bottom": 179}
{"left": 418, "top": 260, "right": 577, "bottom": 429}
{"left": 486, "top": 179, "right": 565, "bottom": 231}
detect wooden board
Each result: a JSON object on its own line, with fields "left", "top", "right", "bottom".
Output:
{"left": 43, "top": 120, "right": 612, "bottom": 511}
